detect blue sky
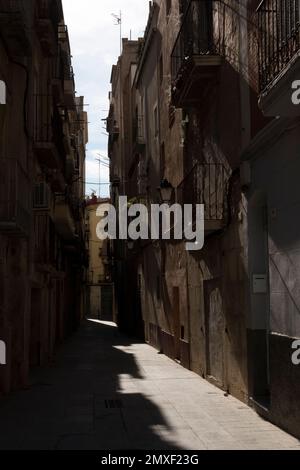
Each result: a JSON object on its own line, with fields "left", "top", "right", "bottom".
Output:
{"left": 62, "top": 0, "right": 150, "bottom": 197}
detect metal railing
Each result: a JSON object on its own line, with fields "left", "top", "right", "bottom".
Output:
{"left": 33, "top": 95, "right": 66, "bottom": 163}
{"left": 177, "top": 163, "right": 229, "bottom": 222}
{"left": 0, "top": 158, "right": 30, "bottom": 236}
{"left": 53, "top": 44, "right": 65, "bottom": 87}
{"left": 36, "top": 0, "right": 61, "bottom": 24}
{"left": 57, "top": 25, "right": 75, "bottom": 85}
{"left": 34, "top": 95, "right": 61, "bottom": 142}
{"left": 171, "top": 0, "right": 216, "bottom": 83}
{"left": 0, "top": 0, "right": 25, "bottom": 13}
{"left": 258, "top": 0, "right": 300, "bottom": 91}
{"left": 0, "top": 0, "right": 29, "bottom": 31}
{"left": 58, "top": 24, "right": 71, "bottom": 50}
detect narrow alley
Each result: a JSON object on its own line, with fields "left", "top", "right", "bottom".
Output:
{"left": 1, "top": 0, "right": 300, "bottom": 455}
{"left": 0, "top": 320, "right": 299, "bottom": 451}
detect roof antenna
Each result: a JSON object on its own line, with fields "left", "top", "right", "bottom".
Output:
{"left": 112, "top": 11, "right": 122, "bottom": 54}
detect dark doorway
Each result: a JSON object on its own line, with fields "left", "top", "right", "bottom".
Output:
{"left": 248, "top": 190, "right": 270, "bottom": 407}
{"left": 100, "top": 285, "right": 114, "bottom": 321}
{"left": 173, "top": 287, "right": 181, "bottom": 361}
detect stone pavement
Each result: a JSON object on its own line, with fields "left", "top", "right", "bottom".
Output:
{"left": 0, "top": 319, "right": 299, "bottom": 450}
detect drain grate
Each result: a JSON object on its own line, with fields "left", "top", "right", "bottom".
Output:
{"left": 105, "top": 399, "right": 123, "bottom": 409}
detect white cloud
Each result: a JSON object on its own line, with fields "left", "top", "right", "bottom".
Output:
{"left": 62, "top": 0, "right": 150, "bottom": 197}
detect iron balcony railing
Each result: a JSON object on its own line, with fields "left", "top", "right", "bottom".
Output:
{"left": 177, "top": 163, "right": 229, "bottom": 222}
{"left": 133, "top": 114, "right": 145, "bottom": 146}
{"left": 36, "top": 0, "right": 61, "bottom": 25}
{"left": 33, "top": 94, "right": 66, "bottom": 163}
{"left": 34, "top": 95, "right": 62, "bottom": 142}
{"left": 258, "top": 0, "right": 300, "bottom": 91}
{"left": 0, "top": 0, "right": 25, "bottom": 14}
{"left": 171, "top": 0, "right": 216, "bottom": 83}
{"left": 57, "top": 24, "right": 75, "bottom": 87}
{"left": 56, "top": 48, "right": 74, "bottom": 82}
{"left": 53, "top": 45, "right": 65, "bottom": 91}
{"left": 58, "top": 24, "right": 71, "bottom": 53}
{"left": 0, "top": 158, "right": 30, "bottom": 236}
{"left": 0, "top": 0, "right": 30, "bottom": 50}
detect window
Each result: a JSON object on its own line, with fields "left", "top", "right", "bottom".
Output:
{"left": 166, "top": 0, "right": 172, "bottom": 17}
{"left": 181, "top": 325, "right": 185, "bottom": 340}
{"left": 33, "top": 182, "right": 50, "bottom": 209}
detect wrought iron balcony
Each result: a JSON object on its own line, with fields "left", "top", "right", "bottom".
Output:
{"left": 33, "top": 95, "right": 66, "bottom": 187}
{"left": 132, "top": 114, "right": 145, "bottom": 151}
{"left": 33, "top": 212, "right": 57, "bottom": 268}
{"left": 107, "top": 117, "right": 120, "bottom": 143}
{"left": 65, "top": 150, "right": 76, "bottom": 182}
{"left": 257, "top": 0, "right": 300, "bottom": 116}
{"left": 58, "top": 23, "right": 71, "bottom": 54}
{"left": 52, "top": 193, "right": 76, "bottom": 241}
{"left": 171, "top": 0, "right": 222, "bottom": 107}
{"left": 58, "top": 24, "right": 75, "bottom": 106}
{"left": 52, "top": 45, "right": 65, "bottom": 101}
{"left": 0, "top": 0, "right": 31, "bottom": 56}
{"left": 0, "top": 158, "right": 30, "bottom": 237}
{"left": 177, "top": 163, "right": 229, "bottom": 234}
{"left": 258, "top": 0, "right": 300, "bottom": 92}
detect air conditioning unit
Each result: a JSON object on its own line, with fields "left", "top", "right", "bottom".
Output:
{"left": 33, "top": 182, "right": 50, "bottom": 209}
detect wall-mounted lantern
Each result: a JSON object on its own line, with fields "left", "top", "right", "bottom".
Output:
{"left": 158, "top": 179, "right": 174, "bottom": 204}
{"left": 127, "top": 240, "right": 134, "bottom": 251}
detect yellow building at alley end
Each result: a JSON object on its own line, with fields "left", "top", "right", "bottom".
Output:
{"left": 85, "top": 196, "right": 114, "bottom": 321}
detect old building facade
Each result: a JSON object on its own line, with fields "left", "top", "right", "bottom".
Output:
{"left": 243, "top": 0, "right": 300, "bottom": 438}
{"left": 85, "top": 196, "right": 114, "bottom": 321}
{"left": 108, "top": 0, "right": 300, "bottom": 439}
{"left": 0, "top": 0, "right": 88, "bottom": 394}
{"left": 108, "top": 37, "right": 145, "bottom": 335}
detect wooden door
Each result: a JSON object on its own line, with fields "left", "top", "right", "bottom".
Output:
{"left": 204, "top": 279, "right": 225, "bottom": 388}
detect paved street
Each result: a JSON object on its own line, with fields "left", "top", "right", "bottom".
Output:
{"left": 0, "top": 320, "right": 299, "bottom": 450}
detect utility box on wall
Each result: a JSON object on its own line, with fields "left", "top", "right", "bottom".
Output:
{"left": 0, "top": 80, "right": 6, "bottom": 136}
{"left": 253, "top": 274, "right": 268, "bottom": 294}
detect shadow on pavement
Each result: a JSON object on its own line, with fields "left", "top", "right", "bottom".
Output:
{"left": 0, "top": 319, "right": 182, "bottom": 450}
